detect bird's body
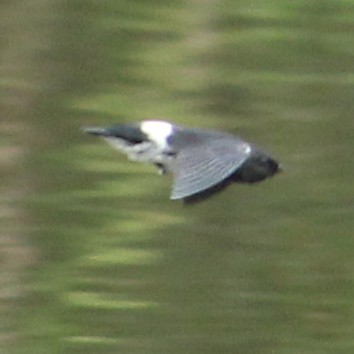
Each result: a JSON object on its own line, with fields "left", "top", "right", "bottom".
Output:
{"left": 83, "top": 120, "right": 280, "bottom": 203}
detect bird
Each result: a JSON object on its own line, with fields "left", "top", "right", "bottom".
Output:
{"left": 82, "top": 120, "right": 281, "bottom": 203}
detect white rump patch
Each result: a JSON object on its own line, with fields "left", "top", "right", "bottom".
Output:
{"left": 141, "top": 120, "right": 173, "bottom": 149}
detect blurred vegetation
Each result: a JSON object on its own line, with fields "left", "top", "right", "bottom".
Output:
{"left": 1, "top": 0, "right": 354, "bottom": 353}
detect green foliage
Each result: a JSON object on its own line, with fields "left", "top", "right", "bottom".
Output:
{"left": 1, "top": 0, "right": 354, "bottom": 353}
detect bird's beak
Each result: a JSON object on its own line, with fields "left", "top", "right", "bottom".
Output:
{"left": 277, "top": 165, "right": 284, "bottom": 173}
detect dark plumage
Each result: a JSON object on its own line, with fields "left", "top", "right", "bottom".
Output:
{"left": 83, "top": 120, "right": 281, "bottom": 203}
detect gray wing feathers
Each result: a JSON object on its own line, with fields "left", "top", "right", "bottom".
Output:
{"left": 170, "top": 137, "right": 251, "bottom": 200}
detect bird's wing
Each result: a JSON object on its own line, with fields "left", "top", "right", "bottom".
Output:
{"left": 170, "top": 135, "right": 251, "bottom": 200}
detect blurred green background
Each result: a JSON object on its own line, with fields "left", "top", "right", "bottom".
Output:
{"left": 1, "top": 0, "right": 354, "bottom": 353}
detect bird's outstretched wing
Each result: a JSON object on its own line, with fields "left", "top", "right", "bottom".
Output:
{"left": 170, "top": 132, "right": 251, "bottom": 200}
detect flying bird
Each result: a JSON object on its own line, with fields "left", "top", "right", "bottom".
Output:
{"left": 82, "top": 120, "right": 281, "bottom": 203}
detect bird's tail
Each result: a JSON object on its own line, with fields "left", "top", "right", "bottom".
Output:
{"left": 81, "top": 127, "right": 109, "bottom": 136}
